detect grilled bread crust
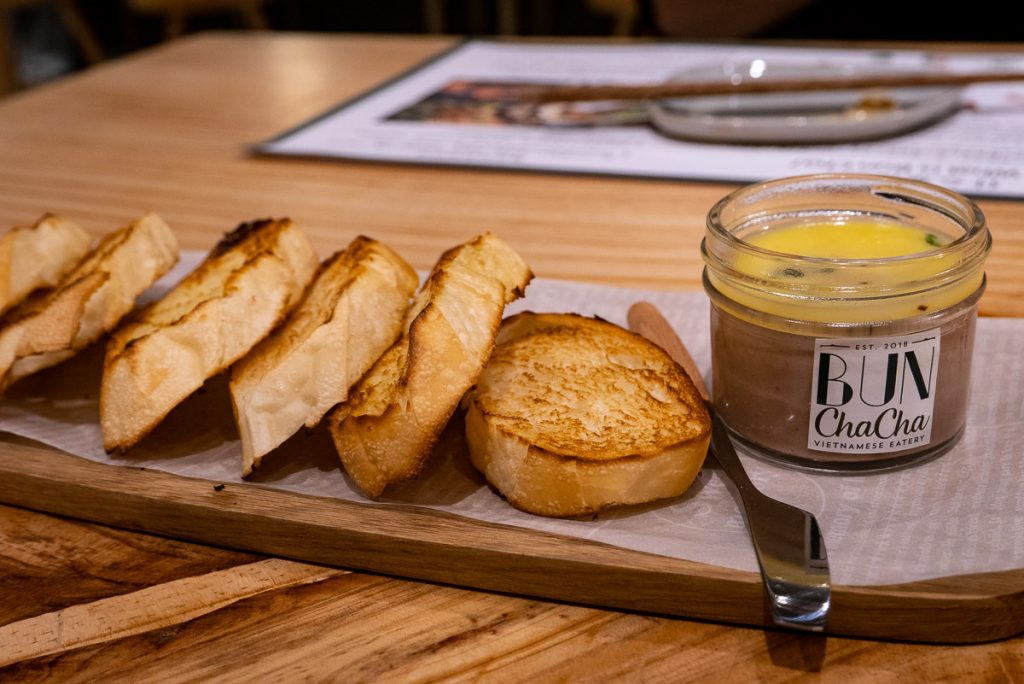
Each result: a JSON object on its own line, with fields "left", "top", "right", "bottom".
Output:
{"left": 464, "top": 312, "right": 711, "bottom": 517}
{"left": 100, "top": 218, "right": 317, "bottom": 452}
{"left": 329, "top": 233, "right": 533, "bottom": 498}
{"left": 230, "top": 236, "right": 418, "bottom": 476}
{"left": 0, "top": 214, "right": 92, "bottom": 317}
{"left": 0, "top": 212, "right": 178, "bottom": 391}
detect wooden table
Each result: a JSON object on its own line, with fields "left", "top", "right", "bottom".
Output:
{"left": 0, "top": 33, "right": 1022, "bottom": 681}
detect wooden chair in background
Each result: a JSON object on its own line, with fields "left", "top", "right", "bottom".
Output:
{"left": 125, "top": 0, "right": 268, "bottom": 40}
{"left": 421, "top": 0, "right": 639, "bottom": 36}
{"left": 0, "top": 0, "right": 102, "bottom": 94}
{"left": 585, "top": 0, "right": 638, "bottom": 36}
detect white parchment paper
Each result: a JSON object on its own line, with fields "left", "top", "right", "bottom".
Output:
{"left": 1, "top": 252, "right": 1021, "bottom": 587}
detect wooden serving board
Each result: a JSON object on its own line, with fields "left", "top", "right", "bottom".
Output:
{"left": 0, "top": 437, "right": 1020, "bottom": 645}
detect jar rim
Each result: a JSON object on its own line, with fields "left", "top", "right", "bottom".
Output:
{"left": 702, "top": 174, "right": 992, "bottom": 322}
{"left": 706, "top": 173, "right": 988, "bottom": 268}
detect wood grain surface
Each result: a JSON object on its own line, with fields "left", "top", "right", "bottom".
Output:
{"left": 2, "top": 441, "right": 1018, "bottom": 645}
{"left": 1, "top": 32, "right": 1023, "bottom": 680}
{"left": 1, "top": 502, "right": 1021, "bottom": 682}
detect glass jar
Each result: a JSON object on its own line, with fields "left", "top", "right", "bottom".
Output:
{"left": 702, "top": 174, "right": 992, "bottom": 471}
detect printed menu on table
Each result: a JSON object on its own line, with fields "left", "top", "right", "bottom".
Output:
{"left": 259, "top": 40, "right": 1024, "bottom": 199}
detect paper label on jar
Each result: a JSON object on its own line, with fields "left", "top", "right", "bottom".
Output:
{"left": 807, "top": 330, "right": 939, "bottom": 454}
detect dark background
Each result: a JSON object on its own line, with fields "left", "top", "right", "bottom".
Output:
{"left": 5, "top": 0, "right": 1023, "bottom": 92}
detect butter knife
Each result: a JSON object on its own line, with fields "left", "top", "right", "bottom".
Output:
{"left": 627, "top": 301, "right": 831, "bottom": 632}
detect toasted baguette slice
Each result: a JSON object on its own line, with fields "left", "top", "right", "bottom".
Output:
{"left": 0, "top": 212, "right": 178, "bottom": 391}
{"left": 464, "top": 312, "right": 711, "bottom": 517}
{"left": 101, "top": 218, "right": 318, "bottom": 452}
{"left": 329, "top": 233, "right": 533, "bottom": 497}
{"left": 0, "top": 214, "right": 92, "bottom": 316}
{"left": 230, "top": 236, "right": 418, "bottom": 476}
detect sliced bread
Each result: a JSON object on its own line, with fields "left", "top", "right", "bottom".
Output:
{"left": 230, "top": 236, "right": 418, "bottom": 476}
{"left": 0, "top": 212, "right": 178, "bottom": 391}
{"left": 101, "top": 218, "right": 317, "bottom": 452}
{"left": 0, "top": 213, "right": 92, "bottom": 316}
{"left": 464, "top": 312, "right": 711, "bottom": 517}
{"left": 329, "top": 233, "right": 533, "bottom": 497}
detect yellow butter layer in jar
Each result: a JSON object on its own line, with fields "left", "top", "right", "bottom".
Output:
{"left": 716, "top": 218, "right": 984, "bottom": 323}
{"left": 748, "top": 220, "right": 942, "bottom": 258}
